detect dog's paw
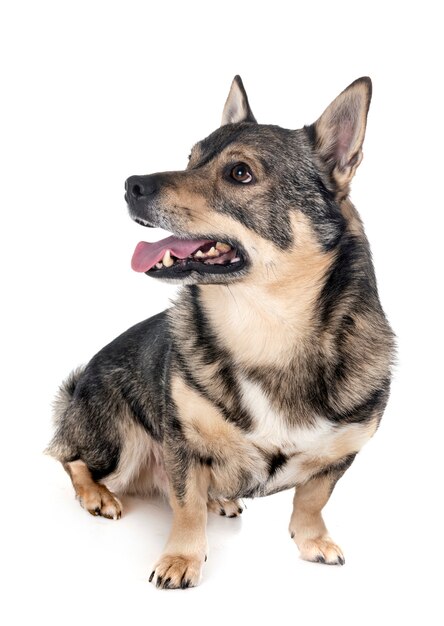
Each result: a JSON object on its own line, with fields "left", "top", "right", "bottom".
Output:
{"left": 149, "top": 554, "right": 204, "bottom": 589}
{"left": 293, "top": 535, "right": 345, "bottom": 565}
{"left": 78, "top": 484, "right": 122, "bottom": 520}
{"left": 208, "top": 498, "right": 243, "bottom": 518}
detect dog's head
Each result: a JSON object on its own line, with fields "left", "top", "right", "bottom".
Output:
{"left": 126, "top": 75, "right": 371, "bottom": 285}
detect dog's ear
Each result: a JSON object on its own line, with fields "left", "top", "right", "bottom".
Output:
{"left": 307, "top": 77, "right": 372, "bottom": 193}
{"left": 221, "top": 75, "right": 257, "bottom": 126}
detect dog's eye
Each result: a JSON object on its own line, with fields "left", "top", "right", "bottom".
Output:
{"left": 230, "top": 163, "right": 253, "bottom": 184}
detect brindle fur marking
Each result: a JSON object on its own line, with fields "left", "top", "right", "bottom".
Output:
{"left": 47, "top": 76, "right": 395, "bottom": 589}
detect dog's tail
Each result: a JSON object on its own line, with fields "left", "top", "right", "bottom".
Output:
{"left": 44, "top": 367, "right": 84, "bottom": 460}
{"left": 52, "top": 367, "right": 84, "bottom": 423}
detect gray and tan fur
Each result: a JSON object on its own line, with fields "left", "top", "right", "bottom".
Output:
{"left": 47, "top": 75, "right": 395, "bottom": 589}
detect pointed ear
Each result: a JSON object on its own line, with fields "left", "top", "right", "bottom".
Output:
{"left": 221, "top": 75, "right": 257, "bottom": 126}
{"left": 307, "top": 77, "right": 372, "bottom": 193}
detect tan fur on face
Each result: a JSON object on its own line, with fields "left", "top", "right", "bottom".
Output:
{"left": 166, "top": 148, "right": 270, "bottom": 233}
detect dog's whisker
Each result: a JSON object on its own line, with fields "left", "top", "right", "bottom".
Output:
{"left": 226, "top": 285, "right": 241, "bottom": 316}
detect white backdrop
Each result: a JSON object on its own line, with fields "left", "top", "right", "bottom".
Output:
{"left": 1, "top": 1, "right": 442, "bottom": 624}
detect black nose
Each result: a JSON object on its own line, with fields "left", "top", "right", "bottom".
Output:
{"left": 125, "top": 175, "right": 157, "bottom": 200}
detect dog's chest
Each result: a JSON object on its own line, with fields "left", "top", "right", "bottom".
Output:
{"left": 240, "top": 377, "right": 332, "bottom": 455}
{"left": 237, "top": 377, "right": 364, "bottom": 494}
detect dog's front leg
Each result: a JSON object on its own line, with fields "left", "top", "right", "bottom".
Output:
{"left": 289, "top": 456, "right": 355, "bottom": 566}
{"left": 150, "top": 461, "right": 210, "bottom": 589}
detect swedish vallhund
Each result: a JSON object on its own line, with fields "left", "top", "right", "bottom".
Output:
{"left": 47, "top": 75, "right": 395, "bottom": 589}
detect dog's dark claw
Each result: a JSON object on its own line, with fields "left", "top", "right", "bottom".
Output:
{"left": 315, "top": 555, "right": 326, "bottom": 564}
{"left": 228, "top": 513, "right": 237, "bottom": 518}
{"left": 220, "top": 508, "right": 226, "bottom": 516}
{"left": 237, "top": 507, "right": 243, "bottom": 514}
{"left": 290, "top": 531, "right": 295, "bottom": 539}
{"left": 149, "top": 570, "right": 155, "bottom": 583}
{"left": 337, "top": 556, "right": 345, "bottom": 565}
{"left": 156, "top": 575, "right": 163, "bottom": 588}
{"left": 204, "top": 555, "right": 208, "bottom": 562}
{"left": 163, "top": 577, "right": 171, "bottom": 589}
{"left": 180, "top": 576, "right": 191, "bottom": 589}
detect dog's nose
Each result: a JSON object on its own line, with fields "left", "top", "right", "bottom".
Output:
{"left": 125, "top": 175, "right": 157, "bottom": 200}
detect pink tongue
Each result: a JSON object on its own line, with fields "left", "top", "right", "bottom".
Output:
{"left": 131, "top": 235, "right": 211, "bottom": 272}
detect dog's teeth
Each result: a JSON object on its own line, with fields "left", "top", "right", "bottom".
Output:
{"left": 155, "top": 262, "right": 163, "bottom": 269}
{"left": 194, "top": 250, "right": 205, "bottom": 258}
{"left": 207, "top": 246, "right": 219, "bottom": 257}
{"left": 216, "top": 242, "right": 231, "bottom": 253}
{"left": 231, "top": 257, "right": 240, "bottom": 263}
{"left": 162, "top": 250, "right": 174, "bottom": 267}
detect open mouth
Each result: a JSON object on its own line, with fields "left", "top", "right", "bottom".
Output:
{"left": 131, "top": 235, "right": 246, "bottom": 278}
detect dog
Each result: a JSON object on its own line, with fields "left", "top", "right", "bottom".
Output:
{"left": 47, "top": 75, "right": 395, "bottom": 589}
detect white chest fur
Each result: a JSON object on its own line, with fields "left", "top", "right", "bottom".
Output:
{"left": 239, "top": 377, "right": 376, "bottom": 492}
{"left": 240, "top": 377, "right": 334, "bottom": 455}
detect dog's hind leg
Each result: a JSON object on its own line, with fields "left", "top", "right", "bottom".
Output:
{"left": 289, "top": 455, "right": 356, "bottom": 565}
{"left": 64, "top": 460, "right": 122, "bottom": 520}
